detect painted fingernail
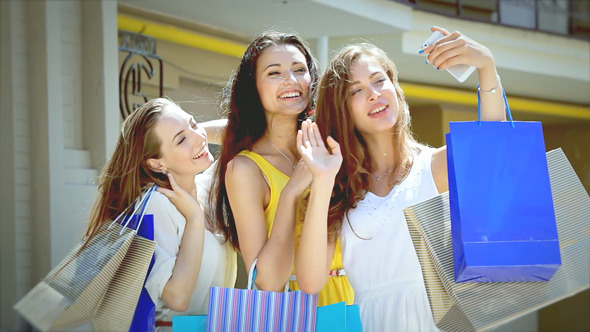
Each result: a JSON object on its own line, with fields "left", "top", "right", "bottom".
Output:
{"left": 425, "top": 59, "right": 429, "bottom": 64}
{"left": 418, "top": 49, "right": 424, "bottom": 54}
{"left": 436, "top": 67, "right": 440, "bottom": 70}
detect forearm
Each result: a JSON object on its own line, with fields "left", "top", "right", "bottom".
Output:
{"left": 201, "top": 119, "right": 228, "bottom": 145}
{"left": 161, "top": 214, "right": 205, "bottom": 311}
{"left": 252, "top": 190, "right": 298, "bottom": 291}
{"left": 295, "top": 179, "right": 334, "bottom": 294}
{"left": 477, "top": 61, "right": 506, "bottom": 121}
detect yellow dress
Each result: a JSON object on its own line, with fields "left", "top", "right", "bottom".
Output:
{"left": 238, "top": 150, "right": 354, "bottom": 307}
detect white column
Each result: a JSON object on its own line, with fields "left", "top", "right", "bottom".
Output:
{"left": 0, "top": 1, "right": 18, "bottom": 330}
{"left": 82, "top": 0, "right": 120, "bottom": 168}
{"left": 28, "top": 0, "right": 65, "bottom": 280}
{"left": 315, "top": 35, "right": 329, "bottom": 72}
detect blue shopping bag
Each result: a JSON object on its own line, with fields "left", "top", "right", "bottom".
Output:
{"left": 172, "top": 315, "right": 207, "bottom": 332}
{"left": 316, "top": 302, "right": 362, "bottom": 332}
{"left": 126, "top": 187, "right": 157, "bottom": 332}
{"left": 446, "top": 89, "right": 561, "bottom": 283}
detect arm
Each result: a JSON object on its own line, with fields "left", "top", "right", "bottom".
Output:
{"left": 425, "top": 26, "right": 506, "bottom": 121}
{"left": 426, "top": 26, "right": 506, "bottom": 192}
{"left": 155, "top": 173, "right": 206, "bottom": 312}
{"left": 200, "top": 118, "right": 228, "bottom": 145}
{"left": 226, "top": 155, "right": 310, "bottom": 291}
{"left": 295, "top": 120, "right": 342, "bottom": 294}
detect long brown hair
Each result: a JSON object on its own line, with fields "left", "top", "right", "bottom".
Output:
{"left": 84, "top": 98, "right": 173, "bottom": 242}
{"left": 209, "top": 31, "right": 319, "bottom": 250}
{"left": 315, "top": 43, "right": 420, "bottom": 239}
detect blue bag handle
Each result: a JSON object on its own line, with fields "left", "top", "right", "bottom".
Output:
{"left": 477, "top": 84, "right": 514, "bottom": 128}
{"left": 111, "top": 185, "right": 158, "bottom": 235}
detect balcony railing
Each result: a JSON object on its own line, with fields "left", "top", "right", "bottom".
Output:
{"left": 394, "top": 0, "right": 589, "bottom": 40}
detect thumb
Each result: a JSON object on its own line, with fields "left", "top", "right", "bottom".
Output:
{"left": 166, "top": 172, "right": 180, "bottom": 190}
{"left": 326, "top": 136, "right": 341, "bottom": 156}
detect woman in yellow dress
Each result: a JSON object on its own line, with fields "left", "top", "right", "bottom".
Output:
{"left": 209, "top": 31, "right": 353, "bottom": 306}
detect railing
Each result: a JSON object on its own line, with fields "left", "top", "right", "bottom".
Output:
{"left": 394, "top": 0, "right": 589, "bottom": 40}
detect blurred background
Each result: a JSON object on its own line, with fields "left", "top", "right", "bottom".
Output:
{"left": 1, "top": 0, "right": 588, "bottom": 331}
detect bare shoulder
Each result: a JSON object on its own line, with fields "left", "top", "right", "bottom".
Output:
{"left": 430, "top": 146, "right": 448, "bottom": 193}
{"left": 431, "top": 146, "right": 447, "bottom": 166}
{"left": 226, "top": 154, "right": 264, "bottom": 183}
{"left": 225, "top": 154, "right": 268, "bottom": 203}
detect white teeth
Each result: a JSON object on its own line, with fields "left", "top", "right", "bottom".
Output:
{"left": 194, "top": 149, "right": 205, "bottom": 159}
{"left": 279, "top": 91, "right": 301, "bottom": 99}
{"left": 369, "top": 105, "right": 387, "bottom": 115}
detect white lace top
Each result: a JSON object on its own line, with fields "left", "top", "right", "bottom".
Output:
{"left": 341, "top": 147, "right": 440, "bottom": 332}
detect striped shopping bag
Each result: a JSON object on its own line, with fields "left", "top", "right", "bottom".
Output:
{"left": 206, "top": 258, "right": 318, "bottom": 332}
{"left": 404, "top": 148, "right": 590, "bottom": 331}
{"left": 14, "top": 186, "right": 158, "bottom": 331}
{"left": 207, "top": 287, "right": 318, "bottom": 332}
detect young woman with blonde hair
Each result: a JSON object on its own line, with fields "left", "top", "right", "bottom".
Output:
{"left": 305, "top": 26, "right": 506, "bottom": 331}
{"left": 85, "top": 98, "right": 236, "bottom": 329}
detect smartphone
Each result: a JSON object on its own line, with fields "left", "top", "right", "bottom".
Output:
{"left": 421, "top": 31, "right": 476, "bottom": 83}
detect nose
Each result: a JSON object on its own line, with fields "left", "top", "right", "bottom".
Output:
{"left": 190, "top": 126, "right": 207, "bottom": 144}
{"left": 283, "top": 70, "right": 297, "bottom": 83}
{"left": 368, "top": 86, "right": 381, "bottom": 101}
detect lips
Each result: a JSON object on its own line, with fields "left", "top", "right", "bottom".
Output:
{"left": 193, "top": 146, "right": 208, "bottom": 160}
{"left": 369, "top": 104, "right": 388, "bottom": 116}
{"left": 279, "top": 90, "right": 302, "bottom": 99}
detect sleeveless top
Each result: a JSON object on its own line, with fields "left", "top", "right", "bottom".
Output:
{"left": 341, "top": 147, "right": 439, "bottom": 331}
{"left": 238, "top": 150, "right": 354, "bottom": 306}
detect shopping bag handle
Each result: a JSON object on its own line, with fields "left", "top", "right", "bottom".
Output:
{"left": 247, "top": 258, "right": 290, "bottom": 292}
{"left": 108, "top": 185, "right": 158, "bottom": 234}
{"left": 477, "top": 85, "right": 514, "bottom": 128}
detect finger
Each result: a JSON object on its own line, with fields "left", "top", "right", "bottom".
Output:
{"left": 430, "top": 45, "right": 464, "bottom": 70}
{"left": 307, "top": 121, "right": 318, "bottom": 147}
{"left": 427, "top": 34, "right": 465, "bottom": 65}
{"left": 311, "top": 122, "right": 325, "bottom": 147}
{"left": 167, "top": 172, "right": 180, "bottom": 191}
{"left": 326, "top": 136, "right": 342, "bottom": 157}
{"left": 435, "top": 54, "right": 464, "bottom": 71}
{"left": 431, "top": 26, "right": 449, "bottom": 36}
{"left": 297, "top": 129, "right": 304, "bottom": 153}
{"left": 157, "top": 187, "right": 174, "bottom": 199}
{"left": 301, "top": 120, "right": 311, "bottom": 147}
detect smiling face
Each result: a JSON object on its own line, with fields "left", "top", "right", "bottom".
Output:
{"left": 148, "top": 104, "right": 214, "bottom": 178}
{"left": 255, "top": 44, "right": 311, "bottom": 116}
{"left": 348, "top": 56, "right": 400, "bottom": 136}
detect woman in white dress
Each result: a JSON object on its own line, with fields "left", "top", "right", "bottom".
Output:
{"left": 309, "top": 27, "right": 506, "bottom": 331}
{"left": 83, "top": 98, "right": 236, "bottom": 330}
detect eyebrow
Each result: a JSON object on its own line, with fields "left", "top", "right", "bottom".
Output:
{"left": 263, "top": 62, "right": 305, "bottom": 71}
{"left": 350, "top": 71, "right": 382, "bottom": 86}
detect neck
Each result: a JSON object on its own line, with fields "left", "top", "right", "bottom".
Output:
{"left": 264, "top": 113, "right": 299, "bottom": 156}
{"left": 174, "top": 173, "right": 197, "bottom": 196}
{"left": 363, "top": 131, "right": 397, "bottom": 173}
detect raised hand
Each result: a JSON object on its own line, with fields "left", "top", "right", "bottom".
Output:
{"left": 423, "top": 26, "right": 495, "bottom": 72}
{"left": 297, "top": 119, "right": 342, "bottom": 182}
{"left": 157, "top": 172, "right": 203, "bottom": 222}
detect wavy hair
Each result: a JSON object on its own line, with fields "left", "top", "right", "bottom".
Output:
{"left": 210, "top": 31, "right": 319, "bottom": 250}
{"left": 315, "top": 43, "right": 420, "bottom": 239}
{"left": 84, "top": 98, "right": 173, "bottom": 244}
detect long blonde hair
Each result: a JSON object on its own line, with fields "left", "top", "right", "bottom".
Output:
{"left": 315, "top": 43, "right": 420, "bottom": 239}
{"left": 84, "top": 98, "right": 173, "bottom": 242}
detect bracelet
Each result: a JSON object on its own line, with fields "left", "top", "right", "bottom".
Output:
{"left": 477, "top": 74, "right": 502, "bottom": 94}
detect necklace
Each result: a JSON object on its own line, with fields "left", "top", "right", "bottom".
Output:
{"left": 374, "top": 168, "right": 392, "bottom": 182}
{"left": 269, "top": 140, "right": 296, "bottom": 169}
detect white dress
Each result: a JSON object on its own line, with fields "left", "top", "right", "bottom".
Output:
{"left": 144, "top": 167, "right": 237, "bottom": 328}
{"left": 341, "top": 147, "right": 439, "bottom": 332}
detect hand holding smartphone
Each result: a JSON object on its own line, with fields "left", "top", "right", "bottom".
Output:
{"left": 421, "top": 31, "right": 476, "bottom": 83}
